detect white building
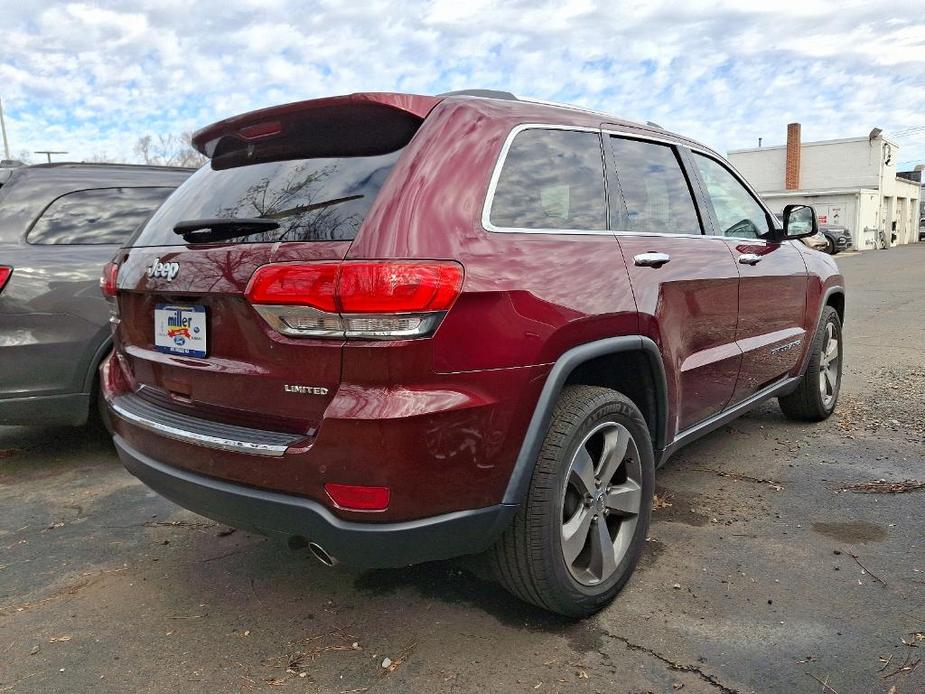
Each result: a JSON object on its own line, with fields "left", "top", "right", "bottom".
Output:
{"left": 729, "top": 124, "right": 921, "bottom": 250}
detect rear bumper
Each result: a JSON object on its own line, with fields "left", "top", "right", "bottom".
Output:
{"left": 114, "top": 434, "right": 516, "bottom": 568}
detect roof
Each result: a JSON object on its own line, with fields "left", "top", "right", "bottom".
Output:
{"left": 191, "top": 90, "right": 719, "bottom": 160}
{"left": 23, "top": 162, "right": 195, "bottom": 172}
{"left": 0, "top": 162, "right": 193, "bottom": 200}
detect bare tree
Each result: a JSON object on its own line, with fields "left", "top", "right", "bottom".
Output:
{"left": 134, "top": 132, "right": 206, "bottom": 168}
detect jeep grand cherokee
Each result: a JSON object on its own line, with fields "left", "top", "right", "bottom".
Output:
{"left": 101, "top": 91, "right": 844, "bottom": 616}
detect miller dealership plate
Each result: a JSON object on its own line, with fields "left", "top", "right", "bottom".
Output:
{"left": 154, "top": 304, "right": 207, "bottom": 358}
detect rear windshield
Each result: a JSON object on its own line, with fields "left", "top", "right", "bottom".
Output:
{"left": 129, "top": 150, "right": 404, "bottom": 247}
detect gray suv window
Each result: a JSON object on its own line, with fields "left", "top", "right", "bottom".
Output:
{"left": 609, "top": 137, "right": 701, "bottom": 235}
{"left": 28, "top": 187, "right": 175, "bottom": 245}
{"left": 489, "top": 129, "right": 606, "bottom": 231}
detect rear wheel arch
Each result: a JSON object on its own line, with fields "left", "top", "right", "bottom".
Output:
{"left": 825, "top": 290, "right": 845, "bottom": 324}
{"left": 502, "top": 336, "right": 668, "bottom": 506}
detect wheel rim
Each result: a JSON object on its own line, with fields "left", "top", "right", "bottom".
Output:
{"left": 561, "top": 421, "right": 642, "bottom": 586}
{"left": 818, "top": 322, "right": 840, "bottom": 408}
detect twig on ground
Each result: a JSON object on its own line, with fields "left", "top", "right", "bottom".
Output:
{"left": 844, "top": 549, "right": 887, "bottom": 585}
{"left": 693, "top": 467, "right": 783, "bottom": 490}
{"left": 806, "top": 672, "right": 839, "bottom": 693}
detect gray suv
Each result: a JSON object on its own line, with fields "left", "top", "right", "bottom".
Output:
{"left": 0, "top": 163, "right": 191, "bottom": 427}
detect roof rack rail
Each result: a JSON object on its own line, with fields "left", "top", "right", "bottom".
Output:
{"left": 438, "top": 89, "right": 519, "bottom": 100}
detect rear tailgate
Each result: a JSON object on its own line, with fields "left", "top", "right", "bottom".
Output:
{"left": 112, "top": 92, "right": 440, "bottom": 437}
{"left": 116, "top": 241, "right": 349, "bottom": 434}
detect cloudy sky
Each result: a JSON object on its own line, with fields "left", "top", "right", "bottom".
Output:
{"left": 2, "top": 0, "right": 924, "bottom": 167}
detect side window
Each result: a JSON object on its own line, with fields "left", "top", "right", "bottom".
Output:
{"left": 27, "top": 187, "right": 176, "bottom": 245}
{"left": 609, "top": 137, "right": 701, "bottom": 235}
{"left": 692, "top": 154, "right": 771, "bottom": 239}
{"left": 489, "top": 129, "right": 606, "bottom": 231}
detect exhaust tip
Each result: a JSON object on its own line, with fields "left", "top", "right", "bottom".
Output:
{"left": 308, "top": 542, "right": 338, "bottom": 567}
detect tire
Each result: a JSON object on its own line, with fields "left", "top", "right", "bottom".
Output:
{"left": 825, "top": 236, "right": 836, "bottom": 255}
{"left": 490, "top": 385, "right": 654, "bottom": 617}
{"left": 779, "top": 306, "right": 842, "bottom": 421}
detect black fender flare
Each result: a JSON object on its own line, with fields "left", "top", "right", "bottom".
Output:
{"left": 501, "top": 336, "right": 668, "bottom": 505}
{"left": 798, "top": 285, "right": 845, "bottom": 377}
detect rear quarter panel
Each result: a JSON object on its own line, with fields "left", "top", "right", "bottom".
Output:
{"left": 793, "top": 243, "right": 844, "bottom": 374}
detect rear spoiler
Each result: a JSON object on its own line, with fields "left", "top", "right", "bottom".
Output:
{"left": 192, "top": 93, "right": 443, "bottom": 169}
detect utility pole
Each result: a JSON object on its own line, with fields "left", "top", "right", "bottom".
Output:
{"left": 0, "top": 97, "right": 10, "bottom": 160}
{"left": 34, "top": 150, "right": 68, "bottom": 163}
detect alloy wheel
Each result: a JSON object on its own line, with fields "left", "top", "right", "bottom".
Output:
{"left": 819, "top": 322, "right": 840, "bottom": 408}
{"left": 561, "top": 422, "right": 642, "bottom": 586}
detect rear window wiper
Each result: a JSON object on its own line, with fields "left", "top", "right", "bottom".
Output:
{"left": 173, "top": 217, "right": 280, "bottom": 244}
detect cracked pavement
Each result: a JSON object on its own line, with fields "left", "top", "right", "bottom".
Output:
{"left": 1, "top": 245, "right": 924, "bottom": 693}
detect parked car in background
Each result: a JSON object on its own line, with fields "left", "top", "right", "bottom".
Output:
{"left": 819, "top": 224, "right": 852, "bottom": 254}
{"left": 774, "top": 213, "right": 831, "bottom": 253}
{"left": 0, "top": 163, "right": 192, "bottom": 427}
{"left": 101, "top": 91, "right": 844, "bottom": 616}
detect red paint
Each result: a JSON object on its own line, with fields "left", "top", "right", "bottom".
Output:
{"left": 105, "top": 92, "right": 844, "bottom": 524}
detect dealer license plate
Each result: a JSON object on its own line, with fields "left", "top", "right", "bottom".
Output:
{"left": 154, "top": 304, "right": 207, "bottom": 358}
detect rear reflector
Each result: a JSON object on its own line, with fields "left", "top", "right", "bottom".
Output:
{"left": 245, "top": 261, "right": 463, "bottom": 339}
{"left": 100, "top": 262, "right": 118, "bottom": 298}
{"left": 324, "top": 483, "right": 390, "bottom": 512}
{"left": 0, "top": 266, "right": 11, "bottom": 293}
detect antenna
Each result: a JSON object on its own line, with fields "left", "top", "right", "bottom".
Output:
{"left": 0, "top": 97, "right": 10, "bottom": 160}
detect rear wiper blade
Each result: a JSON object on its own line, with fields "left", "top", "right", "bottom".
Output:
{"left": 173, "top": 217, "right": 280, "bottom": 243}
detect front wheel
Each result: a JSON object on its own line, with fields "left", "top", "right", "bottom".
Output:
{"left": 490, "top": 385, "right": 654, "bottom": 617}
{"left": 779, "top": 306, "right": 842, "bottom": 421}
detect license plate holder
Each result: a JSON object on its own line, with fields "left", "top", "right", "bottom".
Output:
{"left": 154, "top": 304, "right": 207, "bottom": 358}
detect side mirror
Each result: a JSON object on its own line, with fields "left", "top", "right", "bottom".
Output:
{"left": 782, "top": 204, "right": 817, "bottom": 239}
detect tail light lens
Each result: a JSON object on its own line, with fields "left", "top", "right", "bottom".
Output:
{"left": 246, "top": 261, "right": 463, "bottom": 340}
{"left": 100, "top": 262, "right": 119, "bottom": 298}
{"left": 0, "top": 266, "right": 12, "bottom": 293}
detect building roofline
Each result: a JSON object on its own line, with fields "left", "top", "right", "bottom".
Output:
{"left": 760, "top": 187, "right": 873, "bottom": 197}
{"left": 729, "top": 134, "right": 898, "bottom": 155}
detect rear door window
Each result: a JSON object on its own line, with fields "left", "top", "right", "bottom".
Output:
{"left": 27, "top": 187, "right": 175, "bottom": 245}
{"left": 129, "top": 151, "right": 404, "bottom": 247}
{"left": 488, "top": 129, "right": 606, "bottom": 231}
{"left": 608, "top": 137, "right": 702, "bottom": 235}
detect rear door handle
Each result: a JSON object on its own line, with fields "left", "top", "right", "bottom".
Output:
{"left": 738, "top": 253, "right": 762, "bottom": 265}
{"left": 634, "top": 252, "right": 671, "bottom": 268}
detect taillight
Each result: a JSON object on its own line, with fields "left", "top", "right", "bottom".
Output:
{"left": 100, "top": 262, "right": 119, "bottom": 298}
{"left": 245, "top": 261, "right": 463, "bottom": 340}
{"left": 0, "top": 266, "right": 11, "bottom": 293}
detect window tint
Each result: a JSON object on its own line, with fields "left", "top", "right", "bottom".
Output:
{"left": 28, "top": 187, "right": 175, "bottom": 245}
{"left": 489, "top": 129, "right": 606, "bottom": 230}
{"left": 692, "top": 154, "right": 771, "bottom": 239}
{"left": 130, "top": 150, "right": 403, "bottom": 247}
{"left": 609, "top": 137, "right": 701, "bottom": 235}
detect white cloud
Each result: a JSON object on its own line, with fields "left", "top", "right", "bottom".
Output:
{"left": 0, "top": 0, "right": 923, "bottom": 167}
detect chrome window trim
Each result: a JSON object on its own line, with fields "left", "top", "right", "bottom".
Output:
{"left": 481, "top": 123, "right": 611, "bottom": 236}
{"left": 481, "top": 122, "right": 780, "bottom": 243}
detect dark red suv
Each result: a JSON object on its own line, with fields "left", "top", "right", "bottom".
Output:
{"left": 101, "top": 91, "right": 845, "bottom": 616}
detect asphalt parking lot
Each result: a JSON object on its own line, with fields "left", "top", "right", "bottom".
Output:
{"left": 2, "top": 245, "right": 924, "bottom": 694}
